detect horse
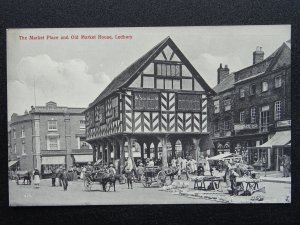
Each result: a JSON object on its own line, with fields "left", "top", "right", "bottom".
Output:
{"left": 85, "top": 170, "right": 116, "bottom": 192}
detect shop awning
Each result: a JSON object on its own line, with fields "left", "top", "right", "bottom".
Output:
{"left": 258, "top": 130, "right": 291, "bottom": 148}
{"left": 41, "top": 156, "right": 65, "bottom": 165}
{"left": 73, "top": 155, "right": 93, "bottom": 163}
{"left": 207, "top": 152, "right": 233, "bottom": 160}
{"left": 8, "top": 160, "right": 19, "bottom": 167}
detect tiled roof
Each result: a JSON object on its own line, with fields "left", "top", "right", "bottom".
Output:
{"left": 213, "top": 73, "right": 235, "bottom": 94}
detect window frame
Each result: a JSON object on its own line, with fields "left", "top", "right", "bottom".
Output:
{"left": 223, "top": 98, "right": 231, "bottom": 111}
{"left": 21, "top": 144, "right": 26, "bottom": 155}
{"left": 13, "top": 129, "right": 16, "bottom": 139}
{"left": 214, "top": 121, "right": 220, "bottom": 133}
{"left": 48, "top": 120, "right": 58, "bottom": 131}
{"left": 250, "top": 84, "right": 256, "bottom": 96}
{"left": 262, "top": 81, "right": 269, "bottom": 92}
{"left": 274, "top": 101, "right": 282, "bottom": 121}
{"left": 239, "top": 88, "right": 245, "bottom": 98}
{"left": 14, "top": 144, "right": 17, "bottom": 153}
{"left": 240, "top": 111, "right": 245, "bottom": 124}
{"left": 48, "top": 136, "right": 59, "bottom": 150}
{"left": 111, "top": 96, "right": 120, "bottom": 120}
{"left": 155, "top": 62, "right": 182, "bottom": 76}
{"left": 250, "top": 107, "right": 256, "bottom": 123}
{"left": 224, "top": 119, "right": 230, "bottom": 131}
{"left": 214, "top": 100, "right": 220, "bottom": 114}
{"left": 274, "top": 76, "right": 282, "bottom": 88}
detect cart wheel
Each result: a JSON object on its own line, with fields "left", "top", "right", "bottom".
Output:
{"left": 157, "top": 171, "right": 166, "bottom": 186}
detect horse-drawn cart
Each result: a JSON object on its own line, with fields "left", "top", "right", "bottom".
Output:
{"left": 84, "top": 170, "right": 116, "bottom": 192}
{"left": 141, "top": 166, "right": 166, "bottom": 188}
{"left": 15, "top": 171, "right": 32, "bottom": 185}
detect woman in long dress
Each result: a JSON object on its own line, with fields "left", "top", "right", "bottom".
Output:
{"left": 33, "top": 168, "right": 40, "bottom": 188}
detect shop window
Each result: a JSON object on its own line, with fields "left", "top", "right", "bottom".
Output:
{"left": 134, "top": 92, "right": 159, "bottom": 110}
{"left": 251, "top": 107, "right": 256, "bottom": 123}
{"left": 240, "top": 111, "right": 245, "bottom": 123}
{"left": 48, "top": 120, "right": 57, "bottom": 131}
{"left": 177, "top": 94, "right": 201, "bottom": 111}
{"left": 112, "top": 97, "right": 119, "bottom": 119}
{"left": 275, "top": 76, "right": 282, "bottom": 88}
{"left": 240, "top": 88, "right": 245, "bottom": 98}
{"left": 274, "top": 101, "right": 282, "bottom": 121}
{"left": 214, "top": 100, "right": 220, "bottom": 114}
{"left": 250, "top": 84, "right": 256, "bottom": 95}
{"left": 262, "top": 81, "right": 268, "bottom": 92}
{"left": 143, "top": 76, "right": 154, "bottom": 88}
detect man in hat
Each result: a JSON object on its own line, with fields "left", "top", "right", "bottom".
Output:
{"left": 60, "top": 168, "right": 68, "bottom": 191}
{"left": 108, "top": 163, "right": 116, "bottom": 176}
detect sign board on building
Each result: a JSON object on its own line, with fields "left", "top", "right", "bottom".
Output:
{"left": 234, "top": 124, "right": 258, "bottom": 131}
{"left": 276, "top": 120, "right": 291, "bottom": 128}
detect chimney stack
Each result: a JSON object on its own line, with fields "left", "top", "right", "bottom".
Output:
{"left": 217, "top": 63, "right": 230, "bottom": 84}
{"left": 253, "top": 46, "right": 264, "bottom": 64}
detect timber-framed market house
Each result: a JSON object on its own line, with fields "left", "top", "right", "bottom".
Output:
{"left": 84, "top": 37, "right": 215, "bottom": 171}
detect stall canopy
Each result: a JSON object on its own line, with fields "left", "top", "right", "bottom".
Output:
{"left": 73, "top": 155, "right": 93, "bottom": 163}
{"left": 207, "top": 152, "right": 233, "bottom": 161}
{"left": 8, "top": 160, "right": 19, "bottom": 167}
{"left": 41, "top": 156, "right": 65, "bottom": 165}
{"left": 258, "top": 130, "right": 291, "bottom": 148}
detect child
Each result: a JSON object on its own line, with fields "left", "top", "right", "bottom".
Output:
{"left": 125, "top": 168, "right": 133, "bottom": 189}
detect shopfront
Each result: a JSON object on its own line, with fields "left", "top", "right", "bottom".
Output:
{"left": 247, "top": 130, "right": 291, "bottom": 171}
{"left": 41, "top": 156, "right": 66, "bottom": 178}
{"left": 72, "top": 154, "right": 93, "bottom": 167}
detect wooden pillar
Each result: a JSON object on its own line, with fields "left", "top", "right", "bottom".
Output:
{"left": 192, "top": 138, "right": 201, "bottom": 165}
{"left": 171, "top": 141, "right": 176, "bottom": 158}
{"left": 101, "top": 143, "right": 105, "bottom": 164}
{"left": 154, "top": 142, "right": 158, "bottom": 160}
{"left": 146, "top": 142, "right": 151, "bottom": 159}
{"left": 119, "top": 138, "right": 125, "bottom": 172}
{"left": 107, "top": 143, "right": 112, "bottom": 164}
{"left": 97, "top": 144, "right": 101, "bottom": 161}
{"left": 161, "top": 136, "right": 168, "bottom": 168}
{"left": 112, "top": 141, "right": 116, "bottom": 163}
{"left": 127, "top": 137, "right": 133, "bottom": 159}
{"left": 92, "top": 144, "right": 96, "bottom": 163}
{"left": 139, "top": 142, "right": 145, "bottom": 163}
{"left": 276, "top": 147, "right": 279, "bottom": 171}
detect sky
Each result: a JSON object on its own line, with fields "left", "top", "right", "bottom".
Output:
{"left": 7, "top": 25, "right": 290, "bottom": 119}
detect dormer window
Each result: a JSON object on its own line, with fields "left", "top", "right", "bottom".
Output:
{"left": 275, "top": 76, "right": 282, "bottom": 88}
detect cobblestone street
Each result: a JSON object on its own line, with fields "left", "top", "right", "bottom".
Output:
{"left": 9, "top": 178, "right": 291, "bottom": 206}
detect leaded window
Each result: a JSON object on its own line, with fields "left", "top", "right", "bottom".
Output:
{"left": 275, "top": 76, "right": 282, "bottom": 88}
{"left": 112, "top": 97, "right": 119, "bottom": 119}
{"left": 156, "top": 63, "right": 180, "bottom": 76}
{"left": 95, "top": 104, "right": 105, "bottom": 124}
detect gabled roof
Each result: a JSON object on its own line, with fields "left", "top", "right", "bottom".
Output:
{"left": 87, "top": 37, "right": 215, "bottom": 109}
{"left": 234, "top": 41, "right": 291, "bottom": 82}
{"left": 213, "top": 73, "right": 235, "bottom": 94}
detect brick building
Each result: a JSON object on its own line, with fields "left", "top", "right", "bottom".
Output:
{"left": 8, "top": 101, "right": 92, "bottom": 177}
{"left": 210, "top": 41, "right": 291, "bottom": 170}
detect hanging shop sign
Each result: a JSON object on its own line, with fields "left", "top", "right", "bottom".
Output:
{"left": 234, "top": 123, "right": 258, "bottom": 131}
